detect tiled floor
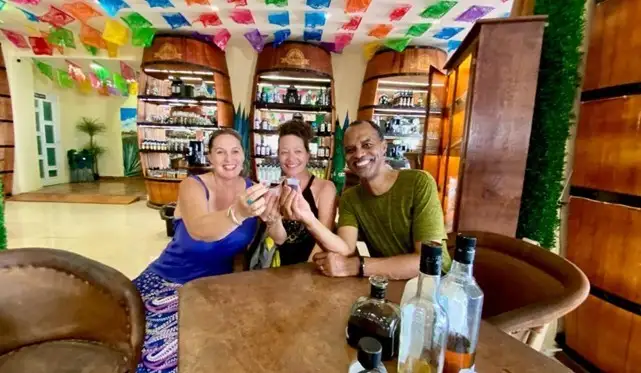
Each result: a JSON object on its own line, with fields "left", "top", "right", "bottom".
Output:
{"left": 6, "top": 200, "right": 169, "bottom": 279}
{"left": 8, "top": 178, "right": 147, "bottom": 205}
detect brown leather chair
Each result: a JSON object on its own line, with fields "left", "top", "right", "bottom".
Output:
{"left": 448, "top": 231, "right": 590, "bottom": 347}
{"left": 0, "top": 248, "right": 145, "bottom": 373}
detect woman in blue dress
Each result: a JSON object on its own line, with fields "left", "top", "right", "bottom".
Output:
{"left": 133, "top": 129, "right": 270, "bottom": 373}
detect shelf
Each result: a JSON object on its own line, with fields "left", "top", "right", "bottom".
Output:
{"left": 254, "top": 102, "right": 332, "bottom": 113}
{"left": 384, "top": 135, "right": 423, "bottom": 140}
{"left": 139, "top": 149, "right": 186, "bottom": 154}
{"left": 144, "top": 176, "right": 184, "bottom": 182}
{"left": 372, "top": 106, "right": 443, "bottom": 116}
{"left": 251, "top": 128, "right": 334, "bottom": 137}
{"left": 138, "top": 95, "right": 221, "bottom": 106}
{"left": 137, "top": 122, "right": 219, "bottom": 130}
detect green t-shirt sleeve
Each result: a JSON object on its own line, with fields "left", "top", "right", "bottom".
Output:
{"left": 412, "top": 172, "right": 451, "bottom": 271}
{"left": 338, "top": 191, "right": 359, "bottom": 229}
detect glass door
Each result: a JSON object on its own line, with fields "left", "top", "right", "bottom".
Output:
{"left": 34, "top": 94, "right": 62, "bottom": 185}
{"left": 422, "top": 66, "right": 448, "bottom": 187}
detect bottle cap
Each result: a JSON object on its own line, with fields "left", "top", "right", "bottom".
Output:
{"left": 420, "top": 243, "right": 442, "bottom": 275}
{"left": 357, "top": 337, "right": 382, "bottom": 370}
{"left": 455, "top": 234, "right": 477, "bottom": 265}
{"left": 369, "top": 275, "right": 388, "bottom": 299}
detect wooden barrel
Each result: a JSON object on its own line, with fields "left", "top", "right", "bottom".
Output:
{"left": 564, "top": 0, "right": 641, "bottom": 370}
{"left": 0, "top": 48, "right": 13, "bottom": 196}
{"left": 138, "top": 34, "right": 233, "bottom": 206}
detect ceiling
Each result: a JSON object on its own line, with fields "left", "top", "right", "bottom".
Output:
{"left": 0, "top": 0, "right": 513, "bottom": 60}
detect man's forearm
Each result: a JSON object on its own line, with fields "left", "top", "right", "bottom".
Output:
{"left": 305, "top": 217, "right": 353, "bottom": 256}
{"left": 363, "top": 254, "right": 420, "bottom": 280}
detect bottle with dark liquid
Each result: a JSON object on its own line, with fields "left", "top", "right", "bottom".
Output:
{"left": 348, "top": 337, "right": 388, "bottom": 373}
{"left": 438, "top": 234, "right": 484, "bottom": 373}
{"left": 346, "top": 275, "right": 401, "bottom": 361}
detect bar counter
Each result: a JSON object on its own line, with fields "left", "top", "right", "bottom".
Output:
{"left": 178, "top": 264, "right": 570, "bottom": 372}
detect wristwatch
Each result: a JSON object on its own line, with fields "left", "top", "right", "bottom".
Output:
{"left": 358, "top": 256, "right": 365, "bottom": 277}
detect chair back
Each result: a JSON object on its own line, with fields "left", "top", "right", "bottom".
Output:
{"left": 447, "top": 231, "right": 589, "bottom": 336}
{"left": 0, "top": 248, "right": 145, "bottom": 368}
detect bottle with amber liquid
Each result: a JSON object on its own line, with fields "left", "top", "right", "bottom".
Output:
{"left": 398, "top": 243, "right": 448, "bottom": 373}
{"left": 346, "top": 275, "right": 401, "bottom": 361}
{"left": 438, "top": 234, "right": 483, "bottom": 373}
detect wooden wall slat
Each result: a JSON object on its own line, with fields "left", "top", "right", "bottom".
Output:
{"left": 0, "top": 97, "right": 12, "bottom": 121}
{"left": 583, "top": 0, "right": 641, "bottom": 90}
{"left": 363, "top": 48, "right": 447, "bottom": 81}
{"left": 0, "top": 70, "right": 9, "bottom": 96}
{"left": 357, "top": 80, "right": 377, "bottom": 110}
{"left": 572, "top": 96, "right": 641, "bottom": 195}
{"left": 566, "top": 295, "right": 641, "bottom": 373}
{"left": 567, "top": 197, "right": 641, "bottom": 304}
{"left": 0, "top": 123, "right": 14, "bottom": 146}
{"left": 142, "top": 35, "right": 229, "bottom": 76}
{"left": 255, "top": 42, "right": 332, "bottom": 77}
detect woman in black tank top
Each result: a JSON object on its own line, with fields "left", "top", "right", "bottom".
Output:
{"left": 261, "top": 119, "right": 337, "bottom": 265}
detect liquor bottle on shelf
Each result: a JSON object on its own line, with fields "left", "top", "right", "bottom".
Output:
{"left": 439, "top": 235, "right": 483, "bottom": 373}
{"left": 320, "top": 121, "right": 326, "bottom": 135}
{"left": 398, "top": 243, "right": 448, "bottom": 373}
{"left": 348, "top": 337, "right": 388, "bottom": 373}
{"left": 326, "top": 120, "right": 332, "bottom": 135}
{"left": 346, "top": 275, "right": 401, "bottom": 361}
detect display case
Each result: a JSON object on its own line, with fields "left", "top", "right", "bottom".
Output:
{"left": 249, "top": 42, "right": 335, "bottom": 183}
{"left": 426, "top": 16, "right": 546, "bottom": 236}
{"left": 137, "top": 34, "right": 233, "bottom": 207}
{"left": 357, "top": 47, "right": 447, "bottom": 173}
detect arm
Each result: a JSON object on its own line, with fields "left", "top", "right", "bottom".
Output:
{"left": 180, "top": 179, "right": 268, "bottom": 242}
{"left": 261, "top": 193, "right": 288, "bottom": 245}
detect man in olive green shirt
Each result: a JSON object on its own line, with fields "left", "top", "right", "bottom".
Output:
{"left": 279, "top": 120, "right": 450, "bottom": 280}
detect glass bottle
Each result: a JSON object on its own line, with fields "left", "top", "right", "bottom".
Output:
{"left": 349, "top": 337, "right": 388, "bottom": 373}
{"left": 439, "top": 235, "right": 483, "bottom": 373}
{"left": 398, "top": 243, "right": 448, "bottom": 373}
{"left": 346, "top": 275, "right": 401, "bottom": 361}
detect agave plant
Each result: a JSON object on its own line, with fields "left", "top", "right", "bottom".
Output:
{"left": 76, "top": 117, "right": 106, "bottom": 179}
{"left": 122, "top": 136, "right": 142, "bottom": 177}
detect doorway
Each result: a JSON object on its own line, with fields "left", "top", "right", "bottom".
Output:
{"left": 34, "top": 93, "right": 62, "bottom": 186}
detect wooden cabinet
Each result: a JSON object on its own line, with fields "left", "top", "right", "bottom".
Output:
{"left": 426, "top": 16, "right": 546, "bottom": 236}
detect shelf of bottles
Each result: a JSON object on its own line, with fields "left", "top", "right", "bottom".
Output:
{"left": 252, "top": 76, "right": 334, "bottom": 185}
{"left": 139, "top": 73, "right": 220, "bottom": 182}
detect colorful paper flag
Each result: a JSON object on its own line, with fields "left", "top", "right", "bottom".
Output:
{"left": 113, "top": 72, "right": 128, "bottom": 94}
{"left": 368, "top": 24, "right": 393, "bottom": 39}
{"left": 213, "top": 28, "right": 231, "bottom": 51}
{"left": 406, "top": 23, "right": 431, "bottom": 37}
{"left": 48, "top": 27, "right": 76, "bottom": 48}
{"left": 146, "top": 0, "right": 173, "bottom": 7}
{"left": 97, "top": 0, "right": 130, "bottom": 18}
{"left": 120, "top": 61, "right": 135, "bottom": 81}
{"left": 77, "top": 78, "right": 92, "bottom": 94}
{"left": 128, "top": 81, "right": 139, "bottom": 96}
{"left": 334, "top": 33, "right": 353, "bottom": 47}
{"left": 41, "top": 31, "right": 64, "bottom": 54}
{"left": 84, "top": 43, "right": 99, "bottom": 55}
{"left": 433, "top": 27, "right": 463, "bottom": 40}
{"left": 389, "top": 4, "right": 411, "bottom": 21}
{"left": 227, "top": 0, "right": 246, "bottom": 6}
{"left": 62, "top": 2, "right": 102, "bottom": 22}
{"left": 305, "top": 11, "right": 326, "bottom": 28}
{"left": 102, "top": 19, "right": 129, "bottom": 45}
{"left": 19, "top": 8, "right": 39, "bottom": 22}
{"left": 273, "top": 29, "right": 290, "bottom": 47}
{"left": 0, "top": 1, "right": 6, "bottom": 11}
{"left": 29, "top": 36, "right": 53, "bottom": 55}
{"left": 132, "top": 27, "right": 155, "bottom": 47}
{"left": 303, "top": 29, "right": 322, "bottom": 41}
{"left": 91, "top": 61, "right": 110, "bottom": 82}
{"left": 11, "top": 0, "right": 39, "bottom": 6}
{"left": 1, "top": 29, "right": 29, "bottom": 49}
{"left": 455, "top": 5, "right": 494, "bottom": 22}
{"left": 121, "top": 12, "right": 152, "bottom": 30}
{"left": 39, "top": 5, "right": 75, "bottom": 27}
{"left": 344, "top": 0, "right": 371, "bottom": 13}
{"left": 420, "top": 1, "right": 457, "bottom": 19}
{"left": 106, "top": 42, "right": 118, "bottom": 57}
{"left": 34, "top": 59, "right": 53, "bottom": 79}
{"left": 162, "top": 13, "right": 190, "bottom": 29}
{"left": 268, "top": 11, "right": 289, "bottom": 27}
{"left": 447, "top": 40, "right": 462, "bottom": 52}
{"left": 306, "top": 0, "right": 330, "bottom": 9}
{"left": 265, "top": 0, "right": 287, "bottom": 6}
{"left": 80, "top": 23, "right": 106, "bottom": 49}
{"left": 89, "top": 72, "right": 101, "bottom": 88}
{"left": 342, "top": 15, "right": 362, "bottom": 31}
{"left": 185, "top": 0, "right": 209, "bottom": 5}
{"left": 244, "top": 29, "right": 265, "bottom": 53}
{"left": 362, "top": 41, "right": 380, "bottom": 60}
{"left": 384, "top": 37, "right": 412, "bottom": 52}
{"left": 66, "top": 60, "right": 85, "bottom": 82}
{"left": 229, "top": 9, "right": 254, "bottom": 24}
{"left": 196, "top": 12, "right": 221, "bottom": 27}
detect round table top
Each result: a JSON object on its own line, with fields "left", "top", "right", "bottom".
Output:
{"left": 178, "top": 263, "right": 570, "bottom": 373}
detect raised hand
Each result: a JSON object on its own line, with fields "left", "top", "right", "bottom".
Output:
{"left": 259, "top": 192, "right": 281, "bottom": 224}
{"left": 279, "top": 185, "right": 315, "bottom": 224}
{"left": 233, "top": 183, "right": 269, "bottom": 221}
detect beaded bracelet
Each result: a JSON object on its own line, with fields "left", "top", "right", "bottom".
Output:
{"left": 227, "top": 206, "right": 241, "bottom": 226}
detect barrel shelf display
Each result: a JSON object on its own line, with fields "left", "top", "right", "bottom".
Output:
{"left": 350, "top": 46, "right": 446, "bottom": 192}
{"left": 0, "top": 47, "right": 13, "bottom": 196}
{"left": 249, "top": 41, "right": 336, "bottom": 185}
{"left": 137, "top": 34, "right": 233, "bottom": 207}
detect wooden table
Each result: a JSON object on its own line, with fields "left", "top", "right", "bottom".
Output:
{"left": 179, "top": 264, "right": 570, "bottom": 373}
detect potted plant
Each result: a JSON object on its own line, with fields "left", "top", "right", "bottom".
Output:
{"left": 76, "top": 117, "right": 106, "bottom": 180}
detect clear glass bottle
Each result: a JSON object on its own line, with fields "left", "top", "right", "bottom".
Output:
{"left": 439, "top": 235, "right": 483, "bottom": 373}
{"left": 398, "top": 243, "right": 448, "bottom": 373}
{"left": 349, "top": 337, "right": 388, "bottom": 373}
{"left": 346, "top": 275, "right": 401, "bottom": 361}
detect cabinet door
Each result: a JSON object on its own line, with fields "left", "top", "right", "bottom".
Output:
{"left": 422, "top": 67, "right": 448, "bottom": 185}
{"left": 443, "top": 53, "right": 474, "bottom": 232}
